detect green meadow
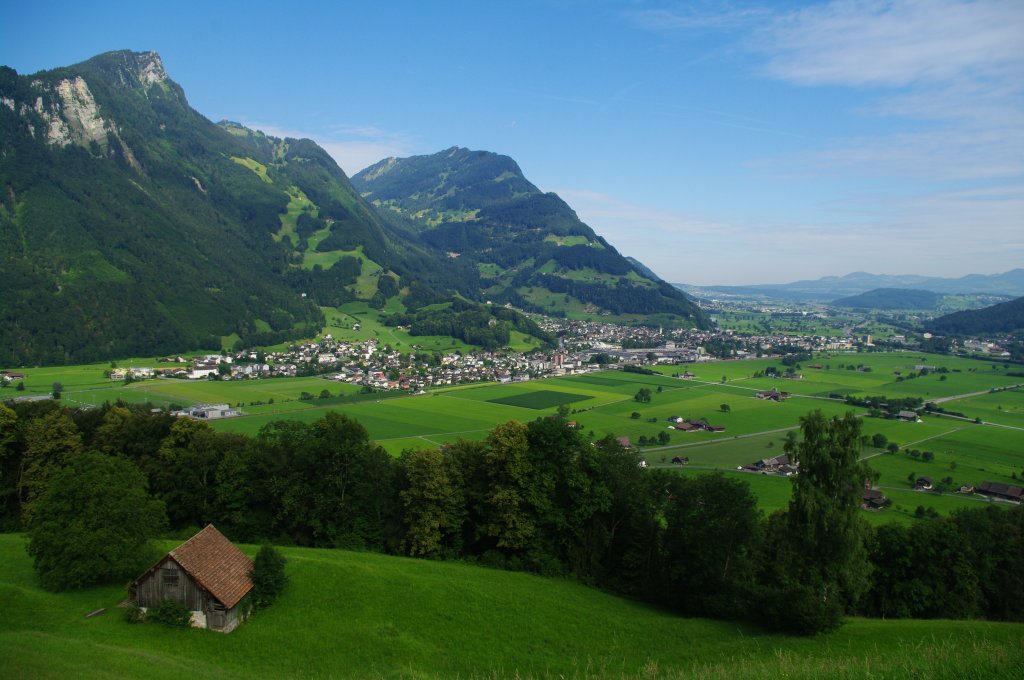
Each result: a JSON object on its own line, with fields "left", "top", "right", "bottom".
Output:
{"left": 1, "top": 533, "right": 1021, "bottom": 679}
{"left": 5, "top": 351, "right": 1021, "bottom": 519}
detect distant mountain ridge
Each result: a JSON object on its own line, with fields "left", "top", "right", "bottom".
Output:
{"left": 676, "top": 269, "right": 1024, "bottom": 301}
{"left": 831, "top": 288, "right": 941, "bottom": 311}
{"left": 353, "top": 148, "right": 707, "bottom": 327}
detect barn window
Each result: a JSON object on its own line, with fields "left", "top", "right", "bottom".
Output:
{"left": 163, "top": 569, "right": 179, "bottom": 585}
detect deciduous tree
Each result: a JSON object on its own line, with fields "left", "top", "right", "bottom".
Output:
{"left": 26, "top": 451, "right": 165, "bottom": 590}
{"left": 757, "top": 411, "right": 872, "bottom": 633}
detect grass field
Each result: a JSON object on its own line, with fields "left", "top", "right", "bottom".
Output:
{"left": 6, "top": 352, "right": 1021, "bottom": 520}
{"left": 1, "top": 533, "right": 1021, "bottom": 679}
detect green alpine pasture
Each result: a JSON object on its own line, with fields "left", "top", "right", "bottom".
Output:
{"left": 1, "top": 533, "right": 1021, "bottom": 680}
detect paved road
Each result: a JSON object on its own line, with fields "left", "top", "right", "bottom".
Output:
{"left": 929, "top": 383, "right": 1024, "bottom": 404}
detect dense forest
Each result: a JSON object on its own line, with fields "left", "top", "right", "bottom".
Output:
{"left": 3, "top": 399, "right": 1020, "bottom": 634}
{"left": 353, "top": 148, "right": 708, "bottom": 328}
{"left": 383, "top": 300, "right": 555, "bottom": 350}
{"left": 929, "top": 296, "right": 1024, "bottom": 335}
{"left": 831, "top": 288, "right": 940, "bottom": 310}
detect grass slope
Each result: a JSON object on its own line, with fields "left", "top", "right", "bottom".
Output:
{"left": 1, "top": 534, "right": 1022, "bottom": 679}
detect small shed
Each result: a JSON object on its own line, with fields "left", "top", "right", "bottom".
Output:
{"left": 130, "top": 524, "right": 253, "bottom": 633}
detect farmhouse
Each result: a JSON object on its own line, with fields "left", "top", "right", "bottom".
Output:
{"left": 130, "top": 525, "right": 253, "bottom": 633}
{"left": 862, "top": 487, "right": 888, "bottom": 510}
{"left": 897, "top": 410, "right": 920, "bottom": 422}
{"left": 743, "top": 454, "right": 797, "bottom": 476}
{"left": 755, "top": 388, "right": 789, "bottom": 402}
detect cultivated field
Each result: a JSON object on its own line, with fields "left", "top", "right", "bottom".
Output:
{"left": 1, "top": 533, "right": 1021, "bottom": 679}
{"left": 5, "top": 351, "right": 1022, "bottom": 520}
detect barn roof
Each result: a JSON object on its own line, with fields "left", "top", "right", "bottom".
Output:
{"left": 169, "top": 524, "right": 253, "bottom": 608}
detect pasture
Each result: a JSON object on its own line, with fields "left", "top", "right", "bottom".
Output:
{"left": 5, "top": 351, "right": 1021, "bottom": 519}
{"left": 1, "top": 533, "right": 1022, "bottom": 679}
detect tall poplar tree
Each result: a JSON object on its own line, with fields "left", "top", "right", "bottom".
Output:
{"left": 758, "top": 410, "right": 872, "bottom": 633}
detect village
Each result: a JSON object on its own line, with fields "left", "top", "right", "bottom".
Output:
{"left": 93, "top": 315, "right": 873, "bottom": 418}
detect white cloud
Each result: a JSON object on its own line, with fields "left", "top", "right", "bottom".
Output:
{"left": 757, "top": 0, "right": 1024, "bottom": 88}
{"left": 613, "top": 2, "right": 1024, "bottom": 283}
{"left": 554, "top": 183, "right": 1024, "bottom": 285}
{"left": 624, "top": 4, "right": 770, "bottom": 32}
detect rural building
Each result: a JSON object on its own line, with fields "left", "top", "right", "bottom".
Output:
{"left": 674, "top": 418, "right": 725, "bottom": 433}
{"left": 130, "top": 525, "right": 253, "bottom": 633}
{"left": 897, "top": 410, "right": 920, "bottom": 422}
{"left": 862, "top": 486, "right": 887, "bottom": 510}
{"left": 977, "top": 481, "right": 1024, "bottom": 503}
{"left": 743, "top": 454, "right": 797, "bottom": 476}
{"left": 175, "top": 403, "right": 241, "bottom": 420}
{"left": 755, "top": 388, "right": 789, "bottom": 402}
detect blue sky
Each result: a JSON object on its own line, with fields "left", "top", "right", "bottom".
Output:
{"left": 3, "top": 0, "right": 1021, "bottom": 285}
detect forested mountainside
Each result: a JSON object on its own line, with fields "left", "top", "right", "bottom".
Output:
{"left": 353, "top": 148, "right": 708, "bottom": 328}
{"left": 0, "top": 51, "right": 335, "bottom": 364}
{"left": 0, "top": 52, "right": 704, "bottom": 366}
{"left": 0, "top": 51, "right": 476, "bottom": 365}
{"left": 831, "top": 288, "right": 940, "bottom": 311}
{"left": 929, "top": 296, "right": 1024, "bottom": 335}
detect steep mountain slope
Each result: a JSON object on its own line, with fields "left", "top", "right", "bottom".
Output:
{"left": 353, "top": 148, "right": 707, "bottom": 327}
{"left": 0, "top": 51, "right": 466, "bottom": 365}
{"left": 0, "top": 51, "right": 331, "bottom": 364}
{"left": 831, "top": 288, "right": 940, "bottom": 311}
{"left": 928, "top": 297, "right": 1024, "bottom": 335}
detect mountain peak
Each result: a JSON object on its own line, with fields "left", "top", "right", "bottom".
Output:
{"left": 74, "top": 50, "right": 169, "bottom": 89}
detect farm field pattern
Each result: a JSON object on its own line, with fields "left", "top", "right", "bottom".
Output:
{"left": 10, "top": 352, "right": 1023, "bottom": 519}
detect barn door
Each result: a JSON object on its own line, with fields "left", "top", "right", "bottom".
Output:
{"left": 209, "top": 603, "right": 226, "bottom": 630}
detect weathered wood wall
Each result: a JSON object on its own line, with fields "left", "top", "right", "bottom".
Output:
{"left": 133, "top": 559, "right": 210, "bottom": 612}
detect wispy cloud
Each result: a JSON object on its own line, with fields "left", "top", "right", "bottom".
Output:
{"left": 239, "top": 120, "right": 414, "bottom": 175}
{"left": 624, "top": 3, "right": 770, "bottom": 32}
{"left": 756, "top": 0, "right": 1024, "bottom": 88}
{"left": 623, "top": 0, "right": 1024, "bottom": 282}
{"left": 753, "top": 0, "right": 1024, "bottom": 186}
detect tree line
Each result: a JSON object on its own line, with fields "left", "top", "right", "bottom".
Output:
{"left": 1, "top": 399, "right": 1020, "bottom": 633}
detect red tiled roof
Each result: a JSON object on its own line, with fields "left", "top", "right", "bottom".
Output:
{"left": 170, "top": 524, "right": 253, "bottom": 608}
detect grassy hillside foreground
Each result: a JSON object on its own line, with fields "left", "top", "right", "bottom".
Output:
{"left": 1, "top": 535, "right": 1021, "bottom": 679}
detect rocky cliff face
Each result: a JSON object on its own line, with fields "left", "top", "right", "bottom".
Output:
{"left": 0, "top": 51, "right": 161, "bottom": 167}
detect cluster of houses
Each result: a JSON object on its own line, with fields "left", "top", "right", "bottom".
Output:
{"left": 961, "top": 339, "right": 1014, "bottom": 358}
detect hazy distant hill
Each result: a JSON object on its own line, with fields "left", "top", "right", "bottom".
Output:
{"left": 929, "top": 297, "right": 1024, "bottom": 335}
{"left": 831, "top": 288, "right": 940, "bottom": 311}
{"left": 353, "top": 148, "right": 707, "bottom": 327}
{"left": 677, "top": 269, "right": 1024, "bottom": 302}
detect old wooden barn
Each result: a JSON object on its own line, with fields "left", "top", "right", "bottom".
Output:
{"left": 130, "top": 524, "right": 253, "bottom": 633}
